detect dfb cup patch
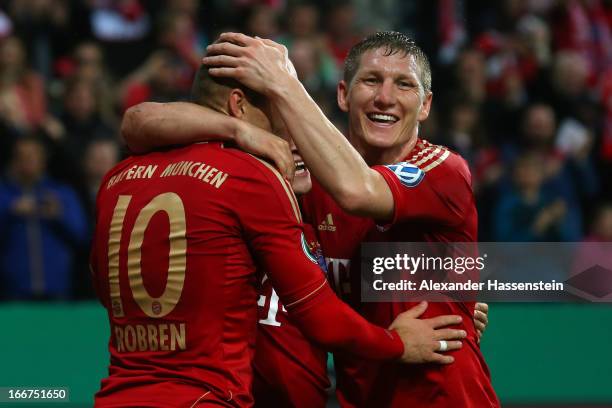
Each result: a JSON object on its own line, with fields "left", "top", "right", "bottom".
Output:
{"left": 385, "top": 162, "right": 425, "bottom": 188}
{"left": 301, "top": 232, "right": 318, "bottom": 264}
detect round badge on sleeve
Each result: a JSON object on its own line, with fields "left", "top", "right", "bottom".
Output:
{"left": 301, "top": 233, "right": 318, "bottom": 264}
{"left": 385, "top": 162, "right": 425, "bottom": 188}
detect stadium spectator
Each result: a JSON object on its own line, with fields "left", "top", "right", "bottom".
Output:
{"left": 119, "top": 49, "right": 191, "bottom": 111}
{"left": 550, "top": 0, "right": 612, "bottom": 85}
{"left": 287, "top": 37, "right": 339, "bottom": 114}
{"left": 495, "top": 104, "right": 596, "bottom": 230}
{"left": 8, "top": 0, "right": 73, "bottom": 79}
{"left": 352, "top": 0, "right": 408, "bottom": 33}
{"left": 58, "top": 77, "right": 115, "bottom": 161}
{"left": 281, "top": 1, "right": 321, "bottom": 40}
{"left": 157, "top": 9, "right": 203, "bottom": 71}
{"left": 546, "top": 51, "right": 600, "bottom": 128}
{"left": 163, "top": 0, "right": 209, "bottom": 51}
{"left": 0, "top": 35, "right": 47, "bottom": 133}
{"left": 572, "top": 203, "right": 612, "bottom": 288}
{"left": 70, "top": 138, "right": 120, "bottom": 300}
{"left": 89, "top": 0, "right": 153, "bottom": 77}
{"left": 55, "top": 41, "right": 117, "bottom": 126}
{"left": 585, "top": 203, "right": 612, "bottom": 243}
{"left": 243, "top": 4, "right": 280, "bottom": 39}
{"left": 277, "top": 2, "right": 338, "bottom": 98}
{"left": 324, "top": 1, "right": 362, "bottom": 68}
{"left": 451, "top": 48, "right": 488, "bottom": 105}
{"left": 64, "top": 41, "right": 107, "bottom": 82}
{"left": 440, "top": 99, "right": 505, "bottom": 215}
{"left": 493, "top": 152, "right": 575, "bottom": 242}
{"left": 442, "top": 100, "right": 484, "bottom": 167}
{"left": 37, "top": 77, "right": 116, "bottom": 192}
{"left": 0, "top": 137, "right": 87, "bottom": 300}
{"left": 83, "top": 139, "right": 120, "bottom": 208}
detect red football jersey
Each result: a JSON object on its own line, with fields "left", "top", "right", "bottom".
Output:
{"left": 252, "top": 223, "right": 329, "bottom": 408}
{"left": 91, "top": 142, "right": 323, "bottom": 407}
{"left": 302, "top": 139, "right": 500, "bottom": 408}
{"left": 91, "top": 143, "right": 404, "bottom": 408}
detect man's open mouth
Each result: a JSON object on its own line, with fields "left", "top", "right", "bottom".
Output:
{"left": 295, "top": 160, "right": 307, "bottom": 174}
{"left": 367, "top": 113, "right": 399, "bottom": 124}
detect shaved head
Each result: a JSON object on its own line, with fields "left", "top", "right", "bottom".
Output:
{"left": 191, "top": 65, "right": 264, "bottom": 112}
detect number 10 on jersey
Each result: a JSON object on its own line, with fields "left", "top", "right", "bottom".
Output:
{"left": 107, "top": 193, "right": 187, "bottom": 319}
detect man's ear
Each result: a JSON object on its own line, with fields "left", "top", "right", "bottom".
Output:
{"left": 228, "top": 89, "right": 247, "bottom": 118}
{"left": 337, "top": 80, "right": 349, "bottom": 113}
{"left": 418, "top": 92, "right": 433, "bottom": 122}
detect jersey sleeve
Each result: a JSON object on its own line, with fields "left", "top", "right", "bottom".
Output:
{"left": 372, "top": 156, "right": 474, "bottom": 227}
{"left": 234, "top": 157, "right": 403, "bottom": 360}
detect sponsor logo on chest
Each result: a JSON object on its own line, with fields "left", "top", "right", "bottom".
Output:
{"left": 318, "top": 213, "right": 337, "bottom": 232}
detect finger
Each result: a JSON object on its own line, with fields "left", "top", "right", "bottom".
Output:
{"left": 285, "top": 151, "right": 296, "bottom": 182}
{"left": 445, "top": 340, "right": 463, "bottom": 351}
{"left": 401, "top": 301, "right": 428, "bottom": 319}
{"left": 433, "top": 340, "right": 463, "bottom": 352}
{"left": 274, "top": 142, "right": 295, "bottom": 182}
{"left": 476, "top": 329, "right": 483, "bottom": 344}
{"left": 474, "top": 310, "right": 488, "bottom": 327}
{"left": 429, "top": 353, "right": 455, "bottom": 365}
{"left": 273, "top": 156, "right": 291, "bottom": 181}
{"left": 475, "top": 302, "right": 489, "bottom": 314}
{"left": 208, "top": 67, "right": 242, "bottom": 79}
{"left": 389, "top": 302, "right": 427, "bottom": 330}
{"left": 427, "top": 315, "right": 462, "bottom": 329}
{"left": 201, "top": 55, "right": 241, "bottom": 68}
{"left": 474, "top": 319, "right": 485, "bottom": 333}
{"left": 206, "top": 42, "right": 246, "bottom": 57}
{"left": 284, "top": 159, "right": 295, "bottom": 182}
{"left": 434, "top": 329, "right": 467, "bottom": 341}
{"left": 218, "top": 32, "right": 256, "bottom": 46}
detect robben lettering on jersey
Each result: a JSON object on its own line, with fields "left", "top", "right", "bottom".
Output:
{"left": 384, "top": 162, "right": 425, "bottom": 188}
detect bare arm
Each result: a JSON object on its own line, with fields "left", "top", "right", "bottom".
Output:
{"left": 204, "top": 33, "right": 395, "bottom": 220}
{"left": 273, "top": 77, "right": 395, "bottom": 220}
{"left": 121, "top": 102, "right": 238, "bottom": 153}
{"left": 121, "top": 102, "right": 295, "bottom": 180}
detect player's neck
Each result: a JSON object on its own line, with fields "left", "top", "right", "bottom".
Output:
{"left": 349, "top": 134, "right": 418, "bottom": 166}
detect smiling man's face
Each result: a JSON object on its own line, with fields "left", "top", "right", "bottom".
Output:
{"left": 338, "top": 48, "right": 432, "bottom": 158}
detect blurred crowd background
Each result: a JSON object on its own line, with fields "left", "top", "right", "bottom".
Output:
{"left": 0, "top": 0, "right": 610, "bottom": 301}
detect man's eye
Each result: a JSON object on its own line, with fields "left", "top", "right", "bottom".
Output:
{"left": 399, "top": 81, "right": 415, "bottom": 89}
{"left": 363, "top": 77, "right": 378, "bottom": 84}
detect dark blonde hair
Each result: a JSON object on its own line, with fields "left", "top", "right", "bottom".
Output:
{"left": 344, "top": 31, "right": 431, "bottom": 93}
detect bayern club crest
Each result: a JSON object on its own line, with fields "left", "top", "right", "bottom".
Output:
{"left": 385, "top": 162, "right": 425, "bottom": 188}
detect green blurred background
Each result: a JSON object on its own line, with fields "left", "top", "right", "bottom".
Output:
{"left": 1, "top": 302, "right": 612, "bottom": 407}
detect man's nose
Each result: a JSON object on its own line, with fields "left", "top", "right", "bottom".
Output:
{"left": 374, "top": 79, "right": 396, "bottom": 108}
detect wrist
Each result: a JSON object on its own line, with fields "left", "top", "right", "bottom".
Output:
{"left": 228, "top": 117, "right": 247, "bottom": 143}
{"left": 388, "top": 329, "right": 406, "bottom": 360}
{"left": 268, "top": 75, "right": 301, "bottom": 102}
